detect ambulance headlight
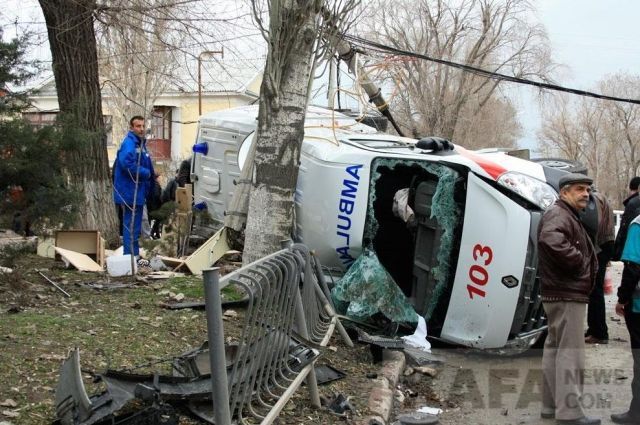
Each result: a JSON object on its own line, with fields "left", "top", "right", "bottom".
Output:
{"left": 497, "top": 172, "right": 557, "bottom": 209}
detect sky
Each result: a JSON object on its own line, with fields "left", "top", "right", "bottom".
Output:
{"left": 517, "top": 0, "right": 640, "bottom": 152}
{"left": 2, "top": 0, "right": 640, "bottom": 152}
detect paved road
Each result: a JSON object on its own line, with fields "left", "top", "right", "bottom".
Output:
{"left": 429, "top": 262, "right": 634, "bottom": 425}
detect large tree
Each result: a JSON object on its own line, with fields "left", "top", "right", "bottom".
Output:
{"left": 538, "top": 73, "right": 640, "bottom": 207}
{"left": 38, "top": 0, "right": 253, "bottom": 242}
{"left": 38, "top": 0, "right": 118, "bottom": 240}
{"left": 362, "top": 0, "right": 552, "bottom": 148}
{"left": 240, "top": 0, "right": 358, "bottom": 263}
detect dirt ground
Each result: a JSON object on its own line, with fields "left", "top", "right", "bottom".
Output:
{"left": 0, "top": 251, "right": 386, "bottom": 424}
{"left": 3, "top": 247, "right": 632, "bottom": 425}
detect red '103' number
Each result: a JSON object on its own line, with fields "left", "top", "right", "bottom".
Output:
{"left": 467, "top": 244, "right": 493, "bottom": 299}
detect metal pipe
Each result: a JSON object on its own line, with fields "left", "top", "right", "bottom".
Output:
{"left": 294, "top": 289, "right": 321, "bottom": 408}
{"left": 198, "top": 49, "right": 225, "bottom": 116}
{"left": 38, "top": 271, "right": 71, "bottom": 298}
{"left": 202, "top": 268, "right": 231, "bottom": 425}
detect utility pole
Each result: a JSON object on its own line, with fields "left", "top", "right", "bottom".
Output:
{"left": 198, "top": 48, "right": 225, "bottom": 116}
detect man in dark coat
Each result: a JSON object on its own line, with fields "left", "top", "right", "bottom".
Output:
{"left": 538, "top": 173, "right": 599, "bottom": 425}
{"left": 585, "top": 191, "right": 615, "bottom": 344}
{"left": 613, "top": 176, "right": 640, "bottom": 261}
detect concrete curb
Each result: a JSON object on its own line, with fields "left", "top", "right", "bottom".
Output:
{"left": 359, "top": 350, "right": 406, "bottom": 425}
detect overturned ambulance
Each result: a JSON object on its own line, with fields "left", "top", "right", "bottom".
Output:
{"left": 190, "top": 105, "right": 577, "bottom": 351}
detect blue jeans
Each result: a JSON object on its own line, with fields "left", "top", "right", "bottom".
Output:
{"left": 122, "top": 204, "right": 143, "bottom": 256}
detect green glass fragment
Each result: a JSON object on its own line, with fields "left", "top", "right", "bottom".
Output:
{"left": 332, "top": 248, "right": 419, "bottom": 323}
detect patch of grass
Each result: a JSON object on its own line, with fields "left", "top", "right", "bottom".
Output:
{"left": 166, "top": 275, "right": 204, "bottom": 298}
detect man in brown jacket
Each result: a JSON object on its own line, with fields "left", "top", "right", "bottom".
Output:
{"left": 538, "top": 173, "right": 599, "bottom": 425}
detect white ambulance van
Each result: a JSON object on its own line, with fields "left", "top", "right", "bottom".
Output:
{"left": 190, "top": 105, "right": 582, "bottom": 351}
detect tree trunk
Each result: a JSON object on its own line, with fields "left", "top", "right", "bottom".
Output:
{"left": 39, "top": 0, "right": 118, "bottom": 243}
{"left": 242, "top": 9, "right": 319, "bottom": 264}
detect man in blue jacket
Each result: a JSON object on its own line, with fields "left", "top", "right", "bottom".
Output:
{"left": 113, "top": 116, "right": 154, "bottom": 257}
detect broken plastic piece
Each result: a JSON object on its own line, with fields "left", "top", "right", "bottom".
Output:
{"left": 325, "top": 393, "right": 353, "bottom": 415}
{"left": 402, "top": 317, "right": 431, "bottom": 352}
{"left": 396, "top": 411, "right": 440, "bottom": 424}
{"left": 416, "top": 406, "right": 443, "bottom": 415}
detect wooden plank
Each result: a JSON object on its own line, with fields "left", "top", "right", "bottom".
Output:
{"left": 55, "top": 230, "right": 101, "bottom": 263}
{"left": 97, "top": 237, "right": 106, "bottom": 268}
{"left": 184, "top": 227, "right": 229, "bottom": 275}
{"left": 157, "top": 255, "right": 187, "bottom": 270}
{"left": 146, "top": 271, "right": 186, "bottom": 280}
{"left": 176, "top": 185, "right": 192, "bottom": 212}
{"left": 54, "top": 247, "right": 103, "bottom": 272}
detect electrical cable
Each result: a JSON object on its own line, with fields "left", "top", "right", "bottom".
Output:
{"left": 343, "top": 33, "right": 640, "bottom": 106}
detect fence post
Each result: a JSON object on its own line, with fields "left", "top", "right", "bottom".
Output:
{"left": 203, "top": 268, "right": 232, "bottom": 425}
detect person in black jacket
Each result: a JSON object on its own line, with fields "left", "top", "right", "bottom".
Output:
{"left": 611, "top": 216, "right": 640, "bottom": 424}
{"left": 613, "top": 177, "right": 640, "bottom": 261}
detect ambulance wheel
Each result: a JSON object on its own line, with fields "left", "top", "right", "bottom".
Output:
{"left": 532, "top": 157, "right": 588, "bottom": 175}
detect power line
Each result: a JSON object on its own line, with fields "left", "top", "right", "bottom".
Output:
{"left": 344, "top": 34, "right": 640, "bottom": 106}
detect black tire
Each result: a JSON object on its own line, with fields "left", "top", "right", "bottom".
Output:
{"left": 531, "top": 157, "right": 588, "bottom": 175}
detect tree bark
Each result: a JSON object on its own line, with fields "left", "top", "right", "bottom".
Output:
{"left": 39, "top": 0, "right": 119, "bottom": 243}
{"left": 242, "top": 3, "right": 320, "bottom": 264}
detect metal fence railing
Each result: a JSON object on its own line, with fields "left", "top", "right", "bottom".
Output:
{"left": 201, "top": 243, "right": 352, "bottom": 425}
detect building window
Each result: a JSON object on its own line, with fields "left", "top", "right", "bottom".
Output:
{"left": 22, "top": 112, "right": 57, "bottom": 129}
{"left": 151, "top": 106, "right": 171, "bottom": 140}
{"left": 147, "top": 106, "right": 172, "bottom": 160}
{"left": 23, "top": 112, "right": 114, "bottom": 147}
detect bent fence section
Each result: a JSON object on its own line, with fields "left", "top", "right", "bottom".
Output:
{"left": 200, "top": 243, "right": 352, "bottom": 425}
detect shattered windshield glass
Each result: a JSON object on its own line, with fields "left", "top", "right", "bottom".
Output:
{"left": 336, "top": 158, "right": 461, "bottom": 323}
{"left": 332, "top": 248, "right": 418, "bottom": 323}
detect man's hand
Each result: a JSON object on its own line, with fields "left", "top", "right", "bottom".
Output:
{"left": 615, "top": 302, "right": 626, "bottom": 317}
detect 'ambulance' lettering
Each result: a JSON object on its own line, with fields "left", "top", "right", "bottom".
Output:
{"left": 335, "top": 164, "right": 363, "bottom": 266}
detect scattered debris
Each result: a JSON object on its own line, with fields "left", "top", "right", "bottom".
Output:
{"left": 0, "top": 410, "right": 18, "bottom": 419}
{"left": 402, "top": 317, "right": 431, "bottom": 352}
{"left": 106, "top": 254, "right": 136, "bottom": 277}
{"left": 147, "top": 267, "right": 185, "bottom": 279}
{"left": 81, "top": 282, "right": 136, "bottom": 290}
{"left": 0, "top": 400, "right": 17, "bottom": 408}
{"left": 396, "top": 411, "right": 440, "bottom": 424}
{"left": 403, "top": 348, "right": 444, "bottom": 367}
{"left": 414, "top": 366, "right": 437, "bottom": 377}
{"left": 324, "top": 393, "right": 353, "bottom": 416}
{"left": 149, "top": 256, "right": 169, "bottom": 271}
{"left": 332, "top": 249, "right": 419, "bottom": 324}
{"left": 160, "top": 298, "right": 249, "bottom": 310}
{"left": 38, "top": 271, "right": 71, "bottom": 298}
{"left": 37, "top": 237, "right": 56, "bottom": 258}
{"left": 222, "top": 309, "right": 238, "bottom": 319}
{"left": 416, "top": 406, "right": 442, "bottom": 415}
{"left": 55, "top": 230, "right": 105, "bottom": 267}
{"left": 54, "top": 247, "right": 103, "bottom": 272}
{"left": 183, "top": 227, "right": 229, "bottom": 275}
{"left": 314, "top": 364, "right": 346, "bottom": 385}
